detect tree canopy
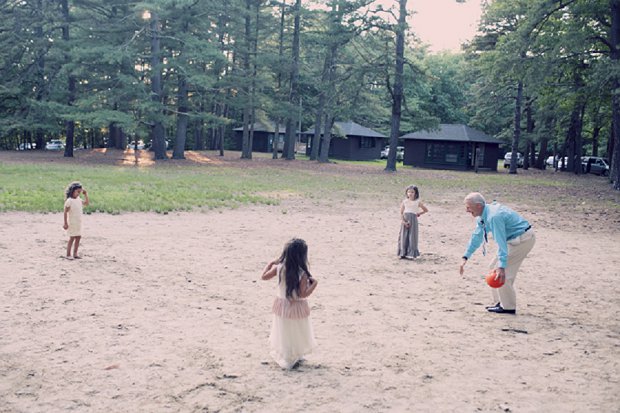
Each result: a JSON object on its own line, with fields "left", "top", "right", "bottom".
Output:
{"left": 0, "top": 0, "right": 617, "bottom": 187}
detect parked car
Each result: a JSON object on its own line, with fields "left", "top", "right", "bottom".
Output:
{"left": 17, "top": 142, "right": 35, "bottom": 150}
{"left": 581, "top": 156, "right": 609, "bottom": 176}
{"left": 127, "top": 140, "right": 146, "bottom": 150}
{"left": 547, "top": 156, "right": 570, "bottom": 169}
{"left": 380, "top": 145, "right": 389, "bottom": 159}
{"left": 380, "top": 145, "right": 404, "bottom": 161}
{"left": 45, "top": 139, "right": 64, "bottom": 150}
{"left": 503, "top": 152, "right": 524, "bottom": 168}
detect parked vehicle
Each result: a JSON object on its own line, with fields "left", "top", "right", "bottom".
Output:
{"left": 380, "top": 146, "right": 389, "bottom": 159}
{"left": 581, "top": 156, "right": 609, "bottom": 176}
{"left": 380, "top": 145, "right": 404, "bottom": 161}
{"left": 503, "top": 152, "right": 524, "bottom": 168}
{"left": 127, "top": 140, "right": 146, "bottom": 150}
{"left": 17, "top": 142, "right": 35, "bottom": 150}
{"left": 45, "top": 139, "right": 64, "bottom": 150}
{"left": 548, "top": 156, "right": 570, "bottom": 169}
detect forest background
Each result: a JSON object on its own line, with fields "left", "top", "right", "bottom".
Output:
{"left": 1, "top": 0, "right": 619, "bottom": 187}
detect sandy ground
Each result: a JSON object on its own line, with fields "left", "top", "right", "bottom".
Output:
{"left": 0, "top": 186, "right": 619, "bottom": 412}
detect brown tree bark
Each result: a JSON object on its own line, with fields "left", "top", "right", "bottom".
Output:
{"left": 611, "top": 0, "right": 620, "bottom": 188}
{"left": 385, "top": 0, "right": 407, "bottom": 172}
{"left": 284, "top": 0, "right": 301, "bottom": 160}
{"left": 509, "top": 80, "right": 523, "bottom": 175}
{"left": 149, "top": 12, "right": 167, "bottom": 160}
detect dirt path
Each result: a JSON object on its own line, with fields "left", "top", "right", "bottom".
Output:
{"left": 1, "top": 192, "right": 618, "bottom": 411}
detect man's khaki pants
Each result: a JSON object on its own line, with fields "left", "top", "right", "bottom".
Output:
{"left": 489, "top": 230, "right": 535, "bottom": 310}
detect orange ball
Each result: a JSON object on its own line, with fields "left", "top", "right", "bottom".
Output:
{"left": 486, "top": 270, "right": 505, "bottom": 288}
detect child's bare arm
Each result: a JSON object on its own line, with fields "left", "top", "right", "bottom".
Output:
{"left": 400, "top": 202, "right": 409, "bottom": 226}
{"left": 82, "top": 189, "right": 90, "bottom": 206}
{"left": 299, "top": 274, "right": 318, "bottom": 298}
{"left": 418, "top": 201, "right": 428, "bottom": 217}
{"left": 63, "top": 206, "right": 69, "bottom": 230}
{"left": 261, "top": 259, "right": 279, "bottom": 280}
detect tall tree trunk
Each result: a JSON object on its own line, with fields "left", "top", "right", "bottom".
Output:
{"left": 34, "top": 0, "right": 46, "bottom": 151}
{"left": 568, "top": 65, "right": 586, "bottom": 174}
{"left": 149, "top": 12, "right": 166, "bottom": 160}
{"left": 611, "top": 0, "right": 620, "bottom": 189}
{"left": 509, "top": 80, "right": 523, "bottom": 175}
{"left": 284, "top": 0, "right": 301, "bottom": 160}
{"left": 592, "top": 125, "right": 601, "bottom": 157}
{"left": 173, "top": 76, "right": 188, "bottom": 159}
{"left": 61, "top": 0, "right": 75, "bottom": 157}
{"left": 536, "top": 113, "right": 551, "bottom": 169}
{"left": 537, "top": 137, "right": 548, "bottom": 169}
{"left": 523, "top": 140, "right": 530, "bottom": 170}
{"left": 524, "top": 99, "right": 535, "bottom": 169}
{"left": 193, "top": 100, "right": 205, "bottom": 150}
{"left": 241, "top": 0, "right": 253, "bottom": 159}
{"left": 272, "top": 119, "right": 280, "bottom": 159}
{"left": 311, "top": 5, "right": 337, "bottom": 162}
{"left": 220, "top": 103, "right": 228, "bottom": 156}
{"left": 246, "top": 0, "right": 260, "bottom": 157}
{"left": 272, "top": 0, "right": 286, "bottom": 160}
{"left": 242, "top": 107, "right": 251, "bottom": 157}
{"left": 194, "top": 122, "right": 204, "bottom": 150}
{"left": 311, "top": 0, "right": 341, "bottom": 161}
{"left": 385, "top": 0, "right": 407, "bottom": 172}
{"left": 566, "top": 100, "right": 586, "bottom": 174}
{"left": 310, "top": 105, "right": 324, "bottom": 161}
{"left": 318, "top": 114, "right": 334, "bottom": 162}
{"left": 108, "top": 122, "right": 119, "bottom": 148}
{"left": 313, "top": 1, "right": 345, "bottom": 162}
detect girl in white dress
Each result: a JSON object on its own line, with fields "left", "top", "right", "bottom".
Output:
{"left": 261, "top": 238, "right": 318, "bottom": 369}
{"left": 398, "top": 185, "right": 428, "bottom": 259}
{"left": 63, "top": 181, "right": 89, "bottom": 259}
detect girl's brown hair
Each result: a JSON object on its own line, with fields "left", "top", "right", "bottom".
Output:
{"left": 65, "top": 181, "right": 82, "bottom": 199}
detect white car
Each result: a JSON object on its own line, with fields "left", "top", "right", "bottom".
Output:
{"left": 503, "top": 152, "right": 524, "bottom": 168}
{"left": 17, "top": 143, "right": 35, "bottom": 150}
{"left": 546, "top": 156, "right": 555, "bottom": 166}
{"left": 380, "top": 145, "right": 404, "bottom": 161}
{"left": 45, "top": 140, "right": 64, "bottom": 150}
{"left": 127, "top": 140, "right": 146, "bottom": 150}
{"left": 547, "top": 156, "right": 569, "bottom": 168}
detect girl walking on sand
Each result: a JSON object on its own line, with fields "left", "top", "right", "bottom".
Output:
{"left": 398, "top": 185, "right": 428, "bottom": 259}
{"left": 261, "top": 238, "right": 318, "bottom": 369}
{"left": 63, "top": 182, "right": 89, "bottom": 259}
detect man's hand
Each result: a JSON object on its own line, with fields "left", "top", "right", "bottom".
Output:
{"left": 494, "top": 267, "right": 506, "bottom": 284}
{"left": 459, "top": 258, "right": 467, "bottom": 276}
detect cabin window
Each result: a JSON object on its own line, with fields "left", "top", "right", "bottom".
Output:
{"left": 360, "top": 137, "right": 375, "bottom": 148}
{"left": 425, "top": 143, "right": 465, "bottom": 164}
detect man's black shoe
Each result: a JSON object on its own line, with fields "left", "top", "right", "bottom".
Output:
{"left": 485, "top": 302, "right": 501, "bottom": 309}
{"left": 487, "top": 306, "right": 516, "bottom": 314}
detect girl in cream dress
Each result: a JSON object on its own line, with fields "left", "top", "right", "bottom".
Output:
{"left": 63, "top": 181, "right": 89, "bottom": 259}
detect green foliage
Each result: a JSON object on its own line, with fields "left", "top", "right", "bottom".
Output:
{"left": 0, "top": 0, "right": 613, "bottom": 177}
{"left": 465, "top": 0, "right": 613, "bottom": 162}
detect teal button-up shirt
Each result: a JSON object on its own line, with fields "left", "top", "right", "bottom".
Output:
{"left": 463, "top": 202, "right": 530, "bottom": 268}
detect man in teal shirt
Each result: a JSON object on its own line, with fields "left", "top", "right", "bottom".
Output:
{"left": 459, "top": 192, "right": 535, "bottom": 314}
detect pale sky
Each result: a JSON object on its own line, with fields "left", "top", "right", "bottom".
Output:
{"left": 408, "top": 0, "right": 485, "bottom": 53}
{"left": 305, "top": 0, "right": 485, "bottom": 53}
